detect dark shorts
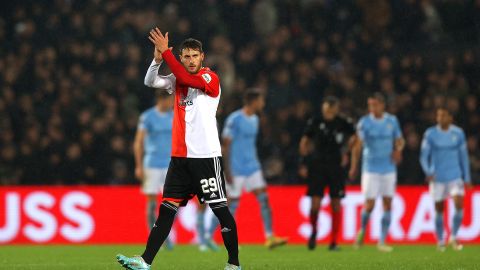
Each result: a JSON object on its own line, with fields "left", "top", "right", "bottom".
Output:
{"left": 163, "top": 156, "right": 227, "bottom": 206}
{"left": 306, "top": 162, "right": 346, "bottom": 198}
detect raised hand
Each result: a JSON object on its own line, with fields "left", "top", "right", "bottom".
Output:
{"left": 148, "top": 27, "right": 169, "bottom": 53}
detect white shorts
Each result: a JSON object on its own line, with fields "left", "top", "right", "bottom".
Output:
{"left": 429, "top": 179, "right": 465, "bottom": 202}
{"left": 142, "top": 168, "right": 168, "bottom": 195}
{"left": 227, "top": 170, "right": 267, "bottom": 198}
{"left": 361, "top": 172, "right": 397, "bottom": 199}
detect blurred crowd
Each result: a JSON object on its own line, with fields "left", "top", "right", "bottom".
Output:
{"left": 1, "top": 0, "right": 479, "bottom": 186}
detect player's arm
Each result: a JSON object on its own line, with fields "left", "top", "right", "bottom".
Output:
{"left": 392, "top": 117, "right": 405, "bottom": 164}
{"left": 144, "top": 48, "right": 175, "bottom": 90}
{"left": 419, "top": 131, "right": 434, "bottom": 183}
{"left": 149, "top": 28, "right": 219, "bottom": 97}
{"left": 222, "top": 137, "right": 233, "bottom": 183}
{"left": 459, "top": 131, "right": 472, "bottom": 188}
{"left": 348, "top": 137, "right": 362, "bottom": 179}
{"left": 134, "top": 115, "right": 147, "bottom": 182}
{"left": 221, "top": 115, "right": 236, "bottom": 183}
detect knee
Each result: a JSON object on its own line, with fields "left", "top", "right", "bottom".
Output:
{"left": 162, "top": 199, "right": 180, "bottom": 208}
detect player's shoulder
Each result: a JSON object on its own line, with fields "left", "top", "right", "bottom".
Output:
{"left": 199, "top": 67, "right": 219, "bottom": 82}
{"left": 141, "top": 107, "right": 156, "bottom": 118}
{"left": 424, "top": 126, "right": 437, "bottom": 137}
{"left": 226, "top": 109, "right": 243, "bottom": 122}
{"left": 358, "top": 115, "right": 370, "bottom": 125}
{"left": 385, "top": 113, "right": 399, "bottom": 122}
{"left": 450, "top": 125, "right": 465, "bottom": 136}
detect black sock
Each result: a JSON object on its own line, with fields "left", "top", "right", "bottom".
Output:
{"left": 141, "top": 201, "right": 178, "bottom": 265}
{"left": 210, "top": 202, "right": 239, "bottom": 266}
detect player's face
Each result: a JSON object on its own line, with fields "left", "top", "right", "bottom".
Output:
{"left": 253, "top": 96, "right": 265, "bottom": 112}
{"left": 436, "top": 109, "right": 452, "bottom": 127}
{"left": 180, "top": 48, "right": 204, "bottom": 74}
{"left": 322, "top": 103, "right": 339, "bottom": 120}
{"left": 157, "top": 95, "right": 174, "bottom": 111}
{"left": 368, "top": 98, "right": 385, "bottom": 117}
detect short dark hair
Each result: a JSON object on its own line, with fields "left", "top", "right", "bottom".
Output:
{"left": 179, "top": 38, "right": 203, "bottom": 54}
{"left": 243, "top": 88, "right": 262, "bottom": 105}
{"left": 155, "top": 89, "right": 171, "bottom": 99}
{"left": 322, "top": 96, "right": 339, "bottom": 107}
{"left": 369, "top": 92, "right": 385, "bottom": 103}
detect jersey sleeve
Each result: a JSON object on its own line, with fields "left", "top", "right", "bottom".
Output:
{"left": 303, "top": 117, "right": 316, "bottom": 138}
{"left": 356, "top": 117, "right": 366, "bottom": 141}
{"left": 161, "top": 50, "right": 220, "bottom": 97}
{"left": 458, "top": 130, "right": 471, "bottom": 183}
{"left": 137, "top": 113, "right": 148, "bottom": 131}
{"left": 419, "top": 130, "right": 433, "bottom": 176}
{"left": 222, "top": 114, "right": 236, "bottom": 140}
{"left": 392, "top": 116, "right": 403, "bottom": 139}
{"left": 144, "top": 59, "right": 176, "bottom": 93}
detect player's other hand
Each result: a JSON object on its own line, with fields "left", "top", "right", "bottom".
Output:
{"left": 298, "top": 165, "right": 308, "bottom": 179}
{"left": 425, "top": 175, "right": 434, "bottom": 183}
{"left": 348, "top": 165, "right": 357, "bottom": 180}
{"left": 135, "top": 166, "right": 145, "bottom": 182}
{"left": 153, "top": 47, "right": 173, "bottom": 63}
{"left": 391, "top": 150, "right": 402, "bottom": 164}
{"left": 148, "top": 27, "right": 170, "bottom": 53}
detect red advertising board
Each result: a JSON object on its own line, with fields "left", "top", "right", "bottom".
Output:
{"left": 1, "top": 186, "right": 479, "bottom": 244}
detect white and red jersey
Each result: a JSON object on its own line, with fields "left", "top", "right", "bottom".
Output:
{"left": 144, "top": 51, "right": 222, "bottom": 158}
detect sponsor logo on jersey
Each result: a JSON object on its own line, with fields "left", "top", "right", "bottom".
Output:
{"left": 202, "top": 73, "right": 212, "bottom": 83}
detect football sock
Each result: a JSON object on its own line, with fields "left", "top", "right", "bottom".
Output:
{"left": 197, "top": 208, "right": 206, "bottom": 245}
{"left": 142, "top": 201, "right": 178, "bottom": 265}
{"left": 147, "top": 200, "right": 157, "bottom": 228}
{"left": 435, "top": 211, "right": 444, "bottom": 245}
{"left": 206, "top": 199, "right": 238, "bottom": 239}
{"left": 309, "top": 209, "right": 319, "bottom": 236}
{"left": 331, "top": 210, "right": 341, "bottom": 245}
{"left": 210, "top": 202, "right": 239, "bottom": 266}
{"left": 452, "top": 209, "right": 464, "bottom": 239}
{"left": 255, "top": 192, "right": 273, "bottom": 238}
{"left": 360, "top": 209, "right": 370, "bottom": 232}
{"left": 380, "top": 211, "right": 391, "bottom": 245}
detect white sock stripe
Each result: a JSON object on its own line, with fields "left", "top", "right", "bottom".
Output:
{"left": 210, "top": 202, "right": 228, "bottom": 209}
{"left": 162, "top": 202, "right": 178, "bottom": 212}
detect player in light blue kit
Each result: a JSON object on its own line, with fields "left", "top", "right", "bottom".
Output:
{"left": 349, "top": 93, "right": 405, "bottom": 252}
{"left": 206, "top": 89, "right": 287, "bottom": 249}
{"left": 134, "top": 90, "right": 174, "bottom": 250}
{"left": 420, "top": 107, "right": 473, "bottom": 251}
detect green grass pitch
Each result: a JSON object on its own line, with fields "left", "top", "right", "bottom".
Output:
{"left": 1, "top": 244, "right": 479, "bottom": 269}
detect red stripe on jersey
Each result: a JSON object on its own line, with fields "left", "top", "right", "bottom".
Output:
{"left": 171, "top": 88, "right": 187, "bottom": 157}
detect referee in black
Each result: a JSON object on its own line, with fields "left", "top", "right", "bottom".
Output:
{"left": 299, "top": 96, "right": 356, "bottom": 251}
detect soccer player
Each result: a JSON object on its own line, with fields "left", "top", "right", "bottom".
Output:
{"left": 117, "top": 28, "right": 240, "bottom": 270}
{"left": 298, "top": 96, "right": 356, "bottom": 251}
{"left": 420, "top": 107, "right": 473, "bottom": 251}
{"left": 206, "top": 89, "right": 287, "bottom": 249}
{"left": 134, "top": 90, "right": 174, "bottom": 250}
{"left": 349, "top": 93, "right": 404, "bottom": 252}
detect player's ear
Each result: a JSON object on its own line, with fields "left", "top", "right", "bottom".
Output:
{"left": 200, "top": 52, "right": 205, "bottom": 62}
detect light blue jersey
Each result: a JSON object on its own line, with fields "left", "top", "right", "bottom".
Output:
{"left": 222, "top": 109, "right": 261, "bottom": 176}
{"left": 420, "top": 125, "right": 471, "bottom": 183}
{"left": 138, "top": 107, "right": 173, "bottom": 169}
{"left": 357, "top": 113, "right": 403, "bottom": 174}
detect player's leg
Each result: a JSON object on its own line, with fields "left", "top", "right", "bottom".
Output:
{"left": 197, "top": 203, "right": 208, "bottom": 250}
{"left": 308, "top": 195, "right": 322, "bottom": 250}
{"left": 450, "top": 180, "right": 465, "bottom": 250}
{"left": 356, "top": 172, "right": 378, "bottom": 248}
{"left": 328, "top": 167, "right": 345, "bottom": 251}
{"left": 117, "top": 158, "right": 189, "bottom": 269}
{"left": 190, "top": 157, "right": 240, "bottom": 267}
{"left": 248, "top": 171, "right": 287, "bottom": 249}
{"left": 377, "top": 172, "right": 396, "bottom": 252}
{"left": 430, "top": 181, "right": 447, "bottom": 251}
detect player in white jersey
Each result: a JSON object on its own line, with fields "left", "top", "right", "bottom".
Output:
{"left": 134, "top": 90, "right": 174, "bottom": 250}
{"left": 349, "top": 93, "right": 404, "bottom": 252}
{"left": 117, "top": 29, "right": 240, "bottom": 270}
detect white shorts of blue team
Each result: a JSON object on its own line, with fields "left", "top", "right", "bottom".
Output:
{"left": 142, "top": 168, "right": 168, "bottom": 195}
{"left": 226, "top": 170, "right": 267, "bottom": 199}
{"left": 361, "top": 172, "right": 397, "bottom": 199}
{"left": 429, "top": 179, "right": 465, "bottom": 202}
